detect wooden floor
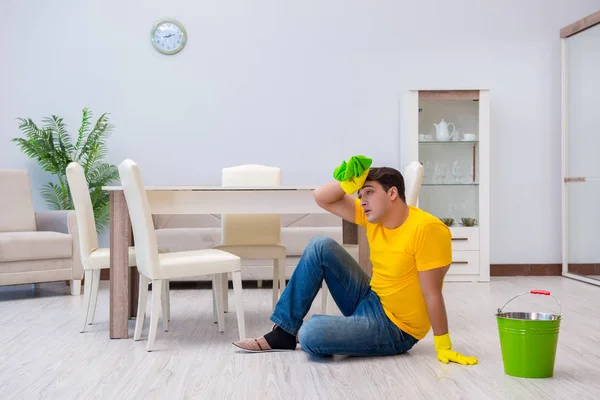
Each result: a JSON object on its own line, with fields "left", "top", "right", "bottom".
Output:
{"left": 0, "top": 277, "right": 599, "bottom": 400}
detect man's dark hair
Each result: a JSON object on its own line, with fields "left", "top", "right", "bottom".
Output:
{"left": 365, "top": 167, "right": 406, "bottom": 202}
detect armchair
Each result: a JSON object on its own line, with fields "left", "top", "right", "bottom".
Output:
{"left": 0, "top": 170, "right": 83, "bottom": 294}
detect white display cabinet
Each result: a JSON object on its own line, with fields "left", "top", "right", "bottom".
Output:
{"left": 401, "top": 89, "right": 490, "bottom": 282}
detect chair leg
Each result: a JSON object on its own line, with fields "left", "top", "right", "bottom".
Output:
{"left": 88, "top": 270, "right": 101, "bottom": 324}
{"left": 161, "top": 280, "right": 169, "bottom": 332}
{"left": 222, "top": 273, "right": 229, "bottom": 313}
{"left": 272, "top": 260, "right": 279, "bottom": 311}
{"left": 147, "top": 279, "right": 163, "bottom": 352}
{"left": 165, "top": 279, "right": 170, "bottom": 321}
{"left": 134, "top": 274, "right": 149, "bottom": 341}
{"left": 212, "top": 283, "right": 218, "bottom": 323}
{"left": 277, "top": 258, "right": 286, "bottom": 298}
{"left": 231, "top": 270, "right": 246, "bottom": 340}
{"left": 70, "top": 279, "right": 82, "bottom": 296}
{"left": 321, "top": 281, "right": 329, "bottom": 314}
{"left": 81, "top": 270, "right": 93, "bottom": 332}
{"left": 213, "top": 274, "right": 225, "bottom": 333}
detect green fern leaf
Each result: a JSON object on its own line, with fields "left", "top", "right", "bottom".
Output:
{"left": 41, "top": 182, "right": 67, "bottom": 210}
{"left": 75, "top": 107, "right": 92, "bottom": 153}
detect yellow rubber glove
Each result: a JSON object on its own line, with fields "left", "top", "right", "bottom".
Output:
{"left": 434, "top": 333, "right": 478, "bottom": 365}
{"left": 339, "top": 169, "right": 369, "bottom": 194}
{"left": 333, "top": 155, "right": 372, "bottom": 194}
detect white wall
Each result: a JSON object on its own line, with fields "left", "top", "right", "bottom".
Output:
{"left": 1, "top": 0, "right": 599, "bottom": 261}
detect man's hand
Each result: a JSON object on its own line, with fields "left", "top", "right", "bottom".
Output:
{"left": 434, "top": 333, "right": 478, "bottom": 365}
{"left": 314, "top": 154, "right": 372, "bottom": 222}
{"left": 333, "top": 155, "right": 372, "bottom": 194}
{"left": 339, "top": 169, "right": 369, "bottom": 194}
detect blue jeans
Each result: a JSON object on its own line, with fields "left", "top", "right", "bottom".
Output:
{"left": 270, "top": 236, "right": 418, "bottom": 356}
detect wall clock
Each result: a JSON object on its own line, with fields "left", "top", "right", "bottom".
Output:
{"left": 151, "top": 19, "right": 187, "bottom": 55}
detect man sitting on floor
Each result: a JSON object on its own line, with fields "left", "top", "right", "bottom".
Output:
{"left": 233, "top": 155, "right": 477, "bottom": 365}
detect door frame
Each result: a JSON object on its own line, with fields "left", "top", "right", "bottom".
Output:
{"left": 560, "top": 11, "right": 600, "bottom": 286}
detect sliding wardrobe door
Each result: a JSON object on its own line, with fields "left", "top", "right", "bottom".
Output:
{"left": 562, "top": 14, "right": 600, "bottom": 286}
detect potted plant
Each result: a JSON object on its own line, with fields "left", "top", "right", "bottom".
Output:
{"left": 11, "top": 107, "right": 119, "bottom": 234}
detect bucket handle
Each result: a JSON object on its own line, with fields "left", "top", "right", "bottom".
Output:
{"left": 497, "top": 290, "right": 562, "bottom": 316}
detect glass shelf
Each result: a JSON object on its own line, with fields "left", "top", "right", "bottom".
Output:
{"left": 419, "top": 141, "right": 478, "bottom": 145}
{"left": 422, "top": 183, "right": 479, "bottom": 187}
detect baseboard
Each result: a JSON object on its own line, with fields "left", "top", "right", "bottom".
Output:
{"left": 490, "top": 264, "right": 561, "bottom": 276}
{"left": 565, "top": 264, "right": 600, "bottom": 275}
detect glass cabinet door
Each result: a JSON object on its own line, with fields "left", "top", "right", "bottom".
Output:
{"left": 417, "top": 97, "right": 480, "bottom": 228}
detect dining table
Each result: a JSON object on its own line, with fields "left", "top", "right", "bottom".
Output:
{"left": 102, "top": 185, "right": 372, "bottom": 339}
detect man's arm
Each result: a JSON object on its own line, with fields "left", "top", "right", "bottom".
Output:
{"left": 418, "top": 265, "right": 478, "bottom": 366}
{"left": 314, "top": 155, "right": 371, "bottom": 223}
{"left": 418, "top": 265, "right": 450, "bottom": 336}
{"left": 313, "top": 181, "right": 357, "bottom": 223}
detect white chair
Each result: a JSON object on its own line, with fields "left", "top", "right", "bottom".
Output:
{"left": 67, "top": 163, "right": 173, "bottom": 333}
{"left": 66, "top": 162, "right": 139, "bottom": 332}
{"left": 403, "top": 161, "right": 425, "bottom": 208}
{"left": 320, "top": 161, "right": 424, "bottom": 314}
{"left": 118, "top": 159, "right": 246, "bottom": 351}
{"left": 215, "top": 164, "right": 286, "bottom": 311}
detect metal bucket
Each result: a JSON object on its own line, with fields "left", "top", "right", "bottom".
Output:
{"left": 495, "top": 290, "right": 562, "bottom": 378}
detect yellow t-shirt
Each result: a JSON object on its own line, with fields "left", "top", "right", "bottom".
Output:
{"left": 354, "top": 198, "right": 452, "bottom": 340}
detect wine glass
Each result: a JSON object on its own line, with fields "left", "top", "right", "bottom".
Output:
{"left": 423, "top": 161, "right": 433, "bottom": 183}
{"left": 452, "top": 161, "right": 462, "bottom": 183}
{"left": 434, "top": 163, "right": 447, "bottom": 184}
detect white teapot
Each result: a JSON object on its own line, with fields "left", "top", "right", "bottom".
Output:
{"left": 433, "top": 119, "right": 456, "bottom": 141}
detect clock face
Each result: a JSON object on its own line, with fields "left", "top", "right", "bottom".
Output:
{"left": 151, "top": 20, "right": 186, "bottom": 55}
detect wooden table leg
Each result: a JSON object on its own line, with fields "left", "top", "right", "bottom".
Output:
{"left": 342, "top": 219, "right": 358, "bottom": 246}
{"left": 342, "top": 220, "right": 373, "bottom": 276}
{"left": 129, "top": 232, "right": 138, "bottom": 319}
{"left": 110, "top": 191, "right": 131, "bottom": 339}
{"left": 129, "top": 268, "right": 139, "bottom": 319}
{"left": 357, "top": 226, "right": 372, "bottom": 277}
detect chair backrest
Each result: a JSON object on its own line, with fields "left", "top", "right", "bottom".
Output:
{"left": 118, "top": 159, "right": 161, "bottom": 279}
{"left": 66, "top": 162, "right": 99, "bottom": 267}
{"left": 0, "top": 170, "right": 37, "bottom": 232}
{"left": 221, "top": 164, "right": 281, "bottom": 246}
{"left": 403, "top": 161, "right": 424, "bottom": 207}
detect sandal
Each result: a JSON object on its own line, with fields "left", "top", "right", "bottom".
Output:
{"left": 232, "top": 336, "right": 295, "bottom": 353}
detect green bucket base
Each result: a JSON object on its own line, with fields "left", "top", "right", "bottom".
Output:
{"left": 497, "top": 316, "right": 561, "bottom": 378}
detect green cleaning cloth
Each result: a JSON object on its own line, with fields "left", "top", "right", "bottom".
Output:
{"left": 333, "top": 155, "right": 372, "bottom": 182}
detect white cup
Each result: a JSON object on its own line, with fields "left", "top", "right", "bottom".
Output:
{"left": 463, "top": 133, "right": 477, "bottom": 141}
